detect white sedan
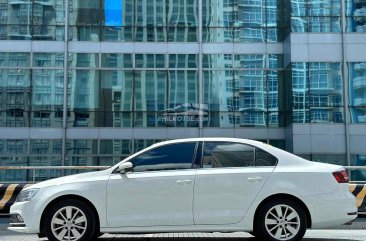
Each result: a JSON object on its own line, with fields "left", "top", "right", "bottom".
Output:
{"left": 9, "top": 138, "right": 357, "bottom": 241}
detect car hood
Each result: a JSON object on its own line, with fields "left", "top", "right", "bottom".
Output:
{"left": 24, "top": 169, "right": 111, "bottom": 190}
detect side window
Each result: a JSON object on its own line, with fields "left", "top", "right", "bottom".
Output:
{"left": 255, "top": 148, "right": 278, "bottom": 166}
{"left": 202, "top": 142, "right": 255, "bottom": 168}
{"left": 132, "top": 142, "right": 196, "bottom": 172}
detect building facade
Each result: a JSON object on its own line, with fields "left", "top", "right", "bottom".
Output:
{"left": 0, "top": 0, "right": 365, "bottom": 182}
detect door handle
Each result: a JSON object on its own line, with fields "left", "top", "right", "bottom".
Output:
{"left": 248, "top": 176, "right": 263, "bottom": 182}
{"left": 176, "top": 179, "right": 192, "bottom": 185}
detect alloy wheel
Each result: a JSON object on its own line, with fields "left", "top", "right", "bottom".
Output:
{"left": 51, "top": 206, "right": 88, "bottom": 241}
{"left": 264, "top": 204, "right": 301, "bottom": 241}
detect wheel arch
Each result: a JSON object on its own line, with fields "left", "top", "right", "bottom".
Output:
{"left": 39, "top": 194, "right": 100, "bottom": 235}
{"left": 253, "top": 193, "right": 312, "bottom": 229}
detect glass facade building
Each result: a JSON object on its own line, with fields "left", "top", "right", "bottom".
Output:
{"left": 0, "top": 0, "right": 366, "bottom": 182}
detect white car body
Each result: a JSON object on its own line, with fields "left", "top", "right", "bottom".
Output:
{"left": 9, "top": 138, "right": 357, "bottom": 241}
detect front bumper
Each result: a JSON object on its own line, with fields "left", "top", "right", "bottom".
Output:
{"left": 8, "top": 200, "right": 42, "bottom": 234}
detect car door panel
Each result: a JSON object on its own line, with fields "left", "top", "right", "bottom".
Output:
{"left": 193, "top": 167, "right": 274, "bottom": 225}
{"left": 107, "top": 170, "right": 196, "bottom": 227}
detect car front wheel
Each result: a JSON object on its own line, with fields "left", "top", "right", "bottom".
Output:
{"left": 254, "top": 199, "right": 307, "bottom": 241}
{"left": 44, "top": 199, "right": 97, "bottom": 241}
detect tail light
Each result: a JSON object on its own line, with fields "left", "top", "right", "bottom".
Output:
{"left": 332, "top": 169, "right": 349, "bottom": 183}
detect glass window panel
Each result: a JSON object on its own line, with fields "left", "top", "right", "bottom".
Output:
{"left": 102, "top": 26, "right": 133, "bottom": 41}
{"left": 307, "top": 0, "right": 341, "bottom": 16}
{"left": 234, "top": 0, "right": 266, "bottom": 27}
{"left": 69, "top": 53, "right": 99, "bottom": 68}
{"left": 100, "top": 70, "right": 133, "bottom": 112}
{"left": 291, "top": 17, "right": 307, "bottom": 32}
{"left": 203, "top": 70, "right": 233, "bottom": 112}
{"left": 349, "top": 63, "right": 366, "bottom": 112}
{"left": 69, "top": 26, "right": 100, "bottom": 41}
{"left": 310, "top": 107, "right": 344, "bottom": 123}
{"left": 267, "top": 28, "right": 283, "bottom": 42}
{"left": 234, "top": 27, "right": 266, "bottom": 43}
{"left": 308, "top": 17, "right": 341, "bottom": 32}
{"left": 32, "top": 69, "right": 64, "bottom": 108}
{"left": 133, "top": 0, "right": 166, "bottom": 27}
{"left": 167, "top": 27, "right": 198, "bottom": 42}
{"left": 0, "top": 53, "right": 30, "bottom": 67}
{"left": 202, "top": 142, "right": 255, "bottom": 168}
{"left": 350, "top": 107, "right": 366, "bottom": 123}
{"left": 168, "top": 70, "right": 199, "bottom": 108}
{"left": 135, "top": 54, "right": 165, "bottom": 69}
{"left": 101, "top": 54, "right": 133, "bottom": 68}
{"left": 350, "top": 154, "right": 366, "bottom": 181}
{"left": 0, "top": 140, "right": 28, "bottom": 155}
{"left": 66, "top": 139, "right": 98, "bottom": 155}
{"left": 30, "top": 139, "right": 62, "bottom": 155}
{"left": 101, "top": 112, "right": 133, "bottom": 128}
{"left": 290, "top": 0, "right": 307, "bottom": 16}
{"left": 132, "top": 142, "right": 196, "bottom": 172}
{"left": 33, "top": 53, "right": 64, "bottom": 68}
{"left": 169, "top": 54, "right": 198, "bottom": 69}
{"left": 234, "top": 54, "right": 266, "bottom": 69}
{"left": 100, "top": 140, "right": 133, "bottom": 155}
{"left": 309, "top": 63, "right": 343, "bottom": 107}
{"left": 134, "top": 71, "right": 166, "bottom": 111}
{"left": 69, "top": 0, "right": 101, "bottom": 26}
{"left": 167, "top": 0, "right": 198, "bottom": 27}
{"left": 31, "top": 111, "right": 63, "bottom": 128}
{"left": 203, "top": 54, "right": 233, "bottom": 69}
{"left": 202, "top": 0, "right": 231, "bottom": 27}
{"left": 134, "top": 26, "right": 166, "bottom": 42}
{"left": 202, "top": 27, "right": 233, "bottom": 42}
{"left": 255, "top": 148, "right": 278, "bottom": 166}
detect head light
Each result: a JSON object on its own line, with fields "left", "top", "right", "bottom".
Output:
{"left": 16, "top": 189, "right": 40, "bottom": 202}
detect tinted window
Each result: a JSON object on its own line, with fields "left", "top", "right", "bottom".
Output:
{"left": 255, "top": 148, "right": 278, "bottom": 166}
{"left": 132, "top": 143, "right": 196, "bottom": 172}
{"left": 202, "top": 142, "right": 255, "bottom": 168}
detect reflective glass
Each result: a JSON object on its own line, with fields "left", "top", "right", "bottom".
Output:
{"left": 33, "top": 53, "right": 64, "bottom": 68}
{"left": 167, "top": 0, "right": 198, "bottom": 27}
{"left": 30, "top": 139, "right": 62, "bottom": 155}
{"left": 69, "top": 26, "right": 100, "bottom": 41}
{"left": 68, "top": 70, "right": 100, "bottom": 110}
{"left": 202, "top": 28, "right": 233, "bottom": 42}
{"left": 0, "top": 140, "right": 28, "bottom": 155}
{"left": 135, "top": 54, "right": 165, "bottom": 69}
{"left": 100, "top": 70, "right": 133, "bottom": 111}
{"left": 202, "top": 0, "right": 232, "bottom": 27}
{"left": 131, "top": 142, "right": 196, "bottom": 172}
{"left": 169, "top": 54, "right": 198, "bottom": 69}
{"left": 32, "top": 69, "right": 64, "bottom": 107}
{"left": 292, "top": 62, "right": 309, "bottom": 123}
{"left": 203, "top": 54, "right": 233, "bottom": 69}
{"left": 134, "top": 26, "right": 166, "bottom": 42}
{"left": 167, "top": 27, "right": 198, "bottom": 42}
{"left": 307, "top": 0, "right": 341, "bottom": 16}
{"left": 69, "top": 0, "right": 101, "bottom": 26}
{"left": 69, "top": 53, "right": 99, "bottom": 68}
{"left": 234, "top": 54, "right": 266, "bottom": 69}
{"left": 101, "top": 54, "right": 133, "bottom": 68}
{"left": 350, "top": 154, "right": 366, "bottom": 181}
{"left": 102, "top": 26, "right": 133, "bottom": 41}
{"left": 202, "top": 142, "right": 255, "bottom": 168}
{"left": 134, "top": 139, "right": 163, "bottom": 152}
{"left": 100, "top": 140, "right": 133, "bottom": 155}
{"left": 134, "top": 71, "right": 166, "bottom": 111}
{"left": 233, "top": 27, "right": 266, "bottom": 42}
{"left": 349, "top": 62, "right": 366, "bottom": 123}
{"left": 0, "top": 53, "right": 30, "bottom": 67}
{"left": 66, "top": 139, "right": 98, "bottom": 155}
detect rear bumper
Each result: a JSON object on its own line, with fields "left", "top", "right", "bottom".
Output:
{"left": 304, "top": 187, "right": 358, "bottom": 229}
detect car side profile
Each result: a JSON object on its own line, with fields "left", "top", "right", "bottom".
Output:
{"left": 9, "top": 138, "right": 357, "bottom": 241}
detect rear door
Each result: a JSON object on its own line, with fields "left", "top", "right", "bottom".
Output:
{"left": 193, "top": 141, "right": 277, "bottom": 225}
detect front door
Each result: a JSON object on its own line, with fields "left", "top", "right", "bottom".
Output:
{"left": 107, "top": 142, "right": 197, "bottom": 227}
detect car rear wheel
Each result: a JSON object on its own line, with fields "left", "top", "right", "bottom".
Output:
{"left": 254, "top": 199, "right": 307, "bottom": 241}
{"left": 44, "top": 199, "right": 97, "bottom": 241}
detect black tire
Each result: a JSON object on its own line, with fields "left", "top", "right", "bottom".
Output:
{"left": 44, "top": 199, "right": 98, "bottom": 241}
{"left": 254, "top": 199, "right": 307, "bottom": 241}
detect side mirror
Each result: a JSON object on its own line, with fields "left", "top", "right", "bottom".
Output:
{"left": 118, "top": 162, "right": 133, "bottom": 174}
